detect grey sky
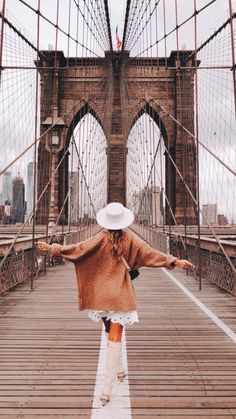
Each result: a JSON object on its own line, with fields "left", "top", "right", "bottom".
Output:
{"left": 0, "top": 0, "right": 235, "bottom": 222}
{"left": 2, "top": 1, "right": 233, "bottom": 55}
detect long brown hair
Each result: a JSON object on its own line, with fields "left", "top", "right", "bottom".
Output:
{"left": 108, "top": 229, "right": 124, "bottom": 256}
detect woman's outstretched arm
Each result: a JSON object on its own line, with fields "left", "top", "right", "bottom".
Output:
{"left": 134, "top": 238, "right": 193, "bottom": 271}
{"left": 36, "top": 231, "right": 104, "bottom": 262}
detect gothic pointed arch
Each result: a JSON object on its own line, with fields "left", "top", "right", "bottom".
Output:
{"left": 36, "top": 49, "right": 197, "bottom": 224}
{"left": 129, "top": 102, "right": 168, "bottom": 147}
{"left": 65, "top": 103, "right": 106, "bottom": 148}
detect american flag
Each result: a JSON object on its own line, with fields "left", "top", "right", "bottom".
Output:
{"left": 116, "top": 26, "right": 122, "bottom": 50}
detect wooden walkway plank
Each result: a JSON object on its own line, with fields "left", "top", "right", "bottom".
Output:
{"left": 127, "top": 267, "right": 236, "bottom": 418}
{"left": 0, "top": 263, "right": 236, "bottom": 417}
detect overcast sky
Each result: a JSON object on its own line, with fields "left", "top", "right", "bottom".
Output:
{"left": 0, "top": 0, "right": 235, "bottom": 222}
{"left": 2, "top": 0, "right": 234, "bottom": 54}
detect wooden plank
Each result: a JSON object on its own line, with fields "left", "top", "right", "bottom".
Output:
{"left": 128, "top": 267, "right": 236, "bottom": 417}
{"left": 0, "top": 264, "right": 97, "bottom": 415}
{"left": 1, "top": 263, "right": 236, "bottom": 416}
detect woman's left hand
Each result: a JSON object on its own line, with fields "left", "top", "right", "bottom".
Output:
{"left": 175, "top": 259, "right": 195, "bottom": 270}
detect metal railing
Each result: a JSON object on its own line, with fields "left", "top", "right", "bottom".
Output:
{"left": 0, "top": 224, "right": 101, "bottom": 295}
{"left": 0, "top": 248, "right": 34, "bottom": 294}
{"left": 169, "top": 238, "right": 236, "bottom": 296}
{"left": 131, "top": 223, "right": 236, "bottom": 296}
{"left": 130, "top": 224, "right": 168, "bottom": 253}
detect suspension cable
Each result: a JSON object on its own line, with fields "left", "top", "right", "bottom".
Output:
{"left": 122, "top": 0, "right": 132, "bottom": 51}
{"left": 121, "top": 67, "right": 236, "bottom": 176}
{"left": 103, "top": 0, "right": 113, "bottom": 53}
{"left": 18, "top": 0, "right": 101, "bottom": 57}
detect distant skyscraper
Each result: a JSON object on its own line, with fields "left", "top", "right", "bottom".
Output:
{"left": 0, "top": 205, "right": 4, "bottom": 222}
{"left": 202, "top": 204, "right": 217, "bottom": 225}
{"left": 2, "top": 171, "right": 12, "bottom": 204}
{"left": 27, "top": 162, "right": 34, "bottom": 219}
{"left": 69, "top": 171, "right": 79, "bottom": 224}
{"left": 4, "top": 200, "right": 11, "bottom": 220}
{"left": 12, "top": 175, "right": 25, "bottom": 223}
{"left": 151, "top": 186, "right": 163, "bottom": 226}
{"left": 138, "top": 186, "right": 163, "bottom": 226}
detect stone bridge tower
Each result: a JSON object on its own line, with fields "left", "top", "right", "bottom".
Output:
{"left": 36, "top": 50, "right": 197, "bottom": 225}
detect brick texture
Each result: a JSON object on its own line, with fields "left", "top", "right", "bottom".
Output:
{"left": 36, "top": 50, "right": 198, "bottom": 225}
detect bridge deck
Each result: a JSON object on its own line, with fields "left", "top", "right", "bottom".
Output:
{"left": 0, "top": 263, "right": 236, "bottom": 418}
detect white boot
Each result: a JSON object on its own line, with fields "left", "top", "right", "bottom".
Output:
{"left": 117, "top": 353, "right": 126, "bottom": 382}
{"left": 105, "top": 332, "right": 126, "bottom": 382}
{"left": 100, "top": 340, "right": 121, "bottom": 406}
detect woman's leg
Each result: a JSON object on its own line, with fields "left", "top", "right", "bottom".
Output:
{"left": 109, "top": 322, "right": 123, "bottom": 342}
{"left": 109, "top": 322, "right": 126, "bottom": 381}
{"left": 102, "top": 318, "right": 124, "bottom": 340}
{"left": 100, "top": 322, "right": 124, "bottom": 405}
{"left": 102, "top": 318, "right": 125, "bottom": 380}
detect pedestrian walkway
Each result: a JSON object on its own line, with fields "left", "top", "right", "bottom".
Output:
{"left": 0, "top": 261, "right": 236, "bottom": 418}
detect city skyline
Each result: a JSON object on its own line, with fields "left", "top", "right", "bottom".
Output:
{"left": 0, "top": 168, "right": 235, "bottom": 224}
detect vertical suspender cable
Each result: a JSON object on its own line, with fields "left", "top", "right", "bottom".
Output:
{"left": 175, "top": 0, "right": 187, "bottom": 261}
{"left": 103, "top": 0, "right": 113, "bottom": 53}
{"left": 75, "top": 0, "right": 81, "bottom": 229}
{"left": 80, "top": 1, "right": 85, "bottom": 225}
{"left": 149, "top": 1, "right": 156, "bottom": 238}
{"left": 68, "top": 138, "right": 74, "bottom": 233}
{"left": 155, "top": 0, "right": 165, "bottom": 233}
{"left": 46, "top": 0, "right": 60, "bottom": 235}
{"left": 122, "top": 0, "right": 131, "bottom": 51}
{"left": 31, "top": 0, "right": 40, "bottom": 290}
{"left": 163, "top": 0, "right": 171, "bottom": 246}
{"left": 160, "top": 134, "right": 165, "bottom": 233}
{"left": 228, "top": 0, "right": 236, "bottom": 116}
{"left": 141, "top": 5, "right": 145, "bottom": 239}
{"left": 0, "top": 0, "right": 6, "bottom": 86}
{"left": 84, "top": 2, "right": 89, "bottom": 234}
{"left": 67, "top": 0, "right": 72, "bottom": 67}
{"left": 62, "top": 0, "right": 72, "bottom": 234}
{"left": 194, "top": 0, "right": 202, "bottom": 290}
{"left": 89, "top": 0, "right": 94, "bottom": 234}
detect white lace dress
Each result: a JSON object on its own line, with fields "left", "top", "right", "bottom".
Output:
{"left": 88, "top": 309, "right": 139, "bottom": 326}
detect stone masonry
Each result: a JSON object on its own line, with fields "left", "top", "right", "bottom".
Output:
{"left": 36, "top": 50, "right": 198, "bottom": 225}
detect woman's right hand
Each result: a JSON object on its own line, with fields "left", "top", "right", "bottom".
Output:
{"left": 175, "top": 259, "right": 194, "bottom": 270}
{"left": 36, "top": 241, "right": 50, "bottom": 253}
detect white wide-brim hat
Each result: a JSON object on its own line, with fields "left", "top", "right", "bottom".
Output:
{"left": 96, "top": 202, "right": 134, "bottom": 230}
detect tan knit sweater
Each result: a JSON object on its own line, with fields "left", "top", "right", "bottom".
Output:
{"left": 51, "top": 229, "right": 177, "bottom": 312}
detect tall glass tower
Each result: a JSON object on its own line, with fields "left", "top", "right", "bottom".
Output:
{"left": 12, "top": 175, "right": 25, "bottom": 223}
{"left": 2, "top": 171, "right": 12, "bottom": 204}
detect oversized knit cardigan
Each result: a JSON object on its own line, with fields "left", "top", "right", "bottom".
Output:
{"left": 51, "top": 229, "right": 177, "bottom": 312}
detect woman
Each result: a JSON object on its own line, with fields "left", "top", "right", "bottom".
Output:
{"left": 37, "top": 202, "right": 193, "bottom": 406}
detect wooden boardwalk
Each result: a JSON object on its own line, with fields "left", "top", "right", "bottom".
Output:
{"left": 0, "top": 262, "right": 236, "bottom": 418}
